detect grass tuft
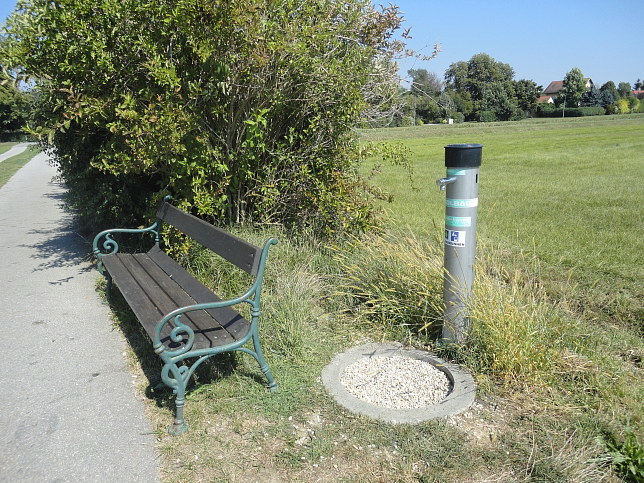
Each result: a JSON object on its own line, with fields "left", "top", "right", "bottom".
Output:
{"left": 330, "top": 228, "right": 444, "bottom": 340}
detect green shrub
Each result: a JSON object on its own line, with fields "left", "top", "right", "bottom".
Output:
{"left": 638, "top": 100, "right": 644, "bottom": 113}
{"left": 536, "top": 105, "right": 605, "bottom": 117}
{"left": 2, "top": 0, "right": 412, "bottom": 237}
{"left": 627, "top": 97, "right": 640, "bottom": 113}
{"left": 605, "top": 426, "right": 644, "bottom": 482}
{"left": 615, "top": 99, "right": 630, "bottom": 114}
{"left": 536, "top": 103, "right": 558, "bottom": 117}
{"left": 479, "top": 110, "right": 497, "bottom": 122}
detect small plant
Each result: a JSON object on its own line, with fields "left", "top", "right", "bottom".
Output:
{"left": 605, "top": 426, "right": 644, "bottom": 482}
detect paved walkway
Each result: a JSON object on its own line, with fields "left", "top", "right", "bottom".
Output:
{"left": 0, "top": 142, "right": 35, "bottom": 163}
{"left": 0, "top": 152, "right": 159, "bottom": 482}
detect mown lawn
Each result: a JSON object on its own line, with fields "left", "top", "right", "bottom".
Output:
{"left": 362, "top": 114, "right": 644, "bottom": 327}
{"left": 0, "top": 143, "right": 41, "bottom": 188}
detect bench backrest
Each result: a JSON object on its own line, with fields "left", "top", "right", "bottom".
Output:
{"left": 156, "top": 201, "right": 262, "bottom": 276}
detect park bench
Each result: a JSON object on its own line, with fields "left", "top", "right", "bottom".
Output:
{"left": 92, "top": 197, "right": 278, "bottom": 435}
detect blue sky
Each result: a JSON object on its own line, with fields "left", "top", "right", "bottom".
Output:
{"left": 1, "top": 0, "right": 642, "bottom": 89}
{"left": 390, "top": 0, "right": 643, "bottom": 89}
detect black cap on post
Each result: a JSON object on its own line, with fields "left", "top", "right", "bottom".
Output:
{"left": 444, "top": 144, "right": 483, "bottom": 168}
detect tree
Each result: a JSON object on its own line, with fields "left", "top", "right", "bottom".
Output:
{"left": 562, "top": 67, "right": 586, "bottom": 107}
{"left": 618, "top": 82, "right": 632, "bottom": 98}
{"left": 445, "top": 53, "right": 514, "bottom": 101}
{"left": 444, "top": 53, "right": 519, "bottom": 121}
{"left": 513, "top": 79, "right": 542, "bottom": 113}
{"left": 581, "top": 85, "right": 603, "bottom": 107}
{"left": 0, "top": 67, "right": 30, "bottom": 131}
{"left": 481, "top": 82, "right": 519, "bottom": 121}
{"left": 407, "top": 69, "right": 442, "bottom": 97}
{"left": 600, "top": 81, "right": 619, "bottom": 102}
{"left": 634, "top": 79, "right": 643, "bottom": 90}
{"left": 1, "top": 0, "right": 418, "bottom": 237}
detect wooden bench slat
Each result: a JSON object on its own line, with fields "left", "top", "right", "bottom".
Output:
{"left": 102, "top": 253, "right": 165, "bottom": 330}
{"left": 104, "top": 254, "right": 191, "bottom": 349}
{"left": 156, "top": 202, "right": 261, "bottom": 275}
{"left": 104, "top": 252, "right": 251, "bottom": 350}
{"left": 117, "top": 254, "right": 237, "bottom": 349}
{"left": 128, "top": 253, "right": 240, "bottom": 348}
{"left": 147, "top": 246, "right": 251, "bottom": 341}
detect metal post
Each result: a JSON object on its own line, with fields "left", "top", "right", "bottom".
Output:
{"left": 436, "top": 144, "right": 482, "bottom": 344}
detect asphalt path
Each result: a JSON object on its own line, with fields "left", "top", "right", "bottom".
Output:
{"left": 0, "top": 142, "right": 34, "bottom": 163}
{"left": 0, "top": 152, "right": 159, "bottom": 482}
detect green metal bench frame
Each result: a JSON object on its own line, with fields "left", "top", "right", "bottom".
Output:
{"left": 92, "top": 198, "right": 278, "bottom": 435}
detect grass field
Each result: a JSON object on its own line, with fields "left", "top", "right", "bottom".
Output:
{"left": 105, "top": 115, "right": 643, "bottom": 482}
{"left": 362, "top": 114, "right": 644, "bottom": 328}
{"left": 0, "top": 142, "right": 41, "bottom": 188}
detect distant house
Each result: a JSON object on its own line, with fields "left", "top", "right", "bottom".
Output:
{"left": 543, "top": 81, "right": 564, "bottom": 97}
{"left": 543, "top": 78, "right": 594, "bottom": 99}
{"left": 632, "top": 90, "right": 644, "bottom": 99}
{"left": 536, "top": 95, "right": 555, "bottom": 104}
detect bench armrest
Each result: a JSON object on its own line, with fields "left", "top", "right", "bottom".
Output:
{"left": 154, "top": 237, "right": 277, "bottom": 358}
{"left": 93, "top": 222, "right": 160, "bottom": 274}
{"left": 152, "top": 293, "right": 254, "bottom": 358}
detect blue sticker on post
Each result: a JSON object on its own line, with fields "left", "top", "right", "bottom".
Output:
{"left": 445, "top": 229, "right": 466, "bottom": 247}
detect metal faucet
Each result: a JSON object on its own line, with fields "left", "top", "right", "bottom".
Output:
{"left": 436, "top": 176, "right": 457, "bottom": 191}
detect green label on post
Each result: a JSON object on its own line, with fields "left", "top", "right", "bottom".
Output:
{"left": 447, "top": 168, "right": 468, "bottom": 176}
{"left": 445, "top": 216, "right": 471, "bottom": 227}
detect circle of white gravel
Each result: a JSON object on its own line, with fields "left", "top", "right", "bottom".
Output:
{"left": 322, "top": 342, "right": 476, "bottom": 424}
{"left": 340, "top": 355, "right": 452, "bottom": 409}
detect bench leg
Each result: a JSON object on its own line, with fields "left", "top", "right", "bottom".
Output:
{"left": 252, "top": 332, "right": 278, "bottom": 392}
{"left": 163, "top": 363, "right": 190, "bottom": 435}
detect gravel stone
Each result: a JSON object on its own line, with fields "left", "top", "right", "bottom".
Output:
{"left": 340, "top": 355, "right": 452, "bottom": 409}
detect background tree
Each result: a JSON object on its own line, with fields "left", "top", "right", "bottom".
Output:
{"left": 617, "top": 81, "right": 632, "bottom": 98}
{"left": 634, "top": 79, "right": 643, "bottom": 90}
{"left": 600, "top": 81, "right": 619, "bottom": 102}
{"left": 0, "top": 67, "right": 30, "bottom": 131}
{"left": 408, "top": 69, "right": 442, "bottom": 97}
{"left": 561, "top": 67, "right": 586, "bottom": 107}
{"left": 480, "top": 82, "right": 519, "bottom": 121}
{"left": 581, "top": 85, "right": 603, "bottom": 107}
{"left": 1, "top": 0, "right": 418, "bottom": 237}
{"left": 444, "top": 53, "right": 519, "bottom": 120}
{"left": 513, "top": 79, "right": 542, "bottom": 114}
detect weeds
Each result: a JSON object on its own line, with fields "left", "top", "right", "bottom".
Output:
{"left": 605, "top": 426, "right": 644, "bottom": 482}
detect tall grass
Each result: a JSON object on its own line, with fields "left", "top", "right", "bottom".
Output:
{"left": 330, "top": 229, "right": 444, "bottom": 339}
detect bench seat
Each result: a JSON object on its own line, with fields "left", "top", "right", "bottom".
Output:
{"left": 103, "top": 246, "right": 250, "bottom": 350}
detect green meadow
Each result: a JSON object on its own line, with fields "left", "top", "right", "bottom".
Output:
{"left": 362, "top": 114, "right": 644, "bottom": 327}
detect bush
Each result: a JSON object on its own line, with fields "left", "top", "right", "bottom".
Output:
{"left": 615, "top": 99, "right": 630, "bottom": 114}
{"left": 537, "top": 105, "right": 605, "bottom": 117}
{"left": 2, "top": 0, "right": 412, "bottom": 237}
{"left": 536, "top": 103, "right": 558, "bottom": 117}
{"left": 637, "top": 100, "right": 644, "bottom": 113}
{"left": 479, "top": 110, "right": 497, "bottom": 122}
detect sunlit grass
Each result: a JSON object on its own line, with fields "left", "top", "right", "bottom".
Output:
{"left": 361, "top": 114, "right": 644, "bottom": 327}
